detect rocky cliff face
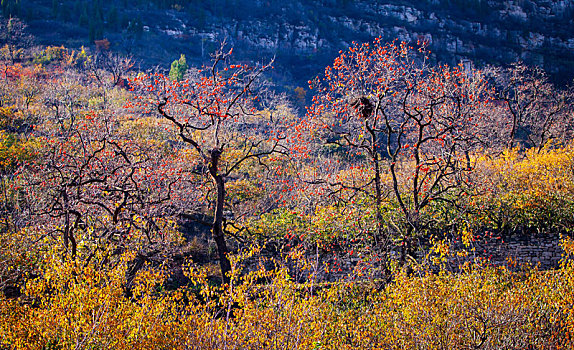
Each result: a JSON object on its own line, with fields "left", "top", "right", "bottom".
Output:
{"left": 21, "top": 0, "right": 574, "bottom": 87}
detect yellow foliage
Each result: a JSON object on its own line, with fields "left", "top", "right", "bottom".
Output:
{"left": 472, "top": 143, "right": 574, "bottom": 230}
{"left": 1, "top": 241, "right": 573, "bottom": 349}
{"left": 0, "top": 130, "right": 38, "bottom": 171}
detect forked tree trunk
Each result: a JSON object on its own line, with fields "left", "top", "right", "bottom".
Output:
{"left": 208, "top": 148, "right": 232, "bottom": 284}
{"left": 373, "top": 148, "right": 384, "bottom": 248}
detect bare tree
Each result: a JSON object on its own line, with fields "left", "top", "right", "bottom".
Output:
{"left": 0, "top": 17, "right": 33, "bottom": 66}
{"left": 85, "top": 50, "right": 134, "bottom": 108}
{"left": 492, "top": 62, "right": 574, "bottom": 151}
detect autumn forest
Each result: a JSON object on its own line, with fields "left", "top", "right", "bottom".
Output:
{"left": 1, "top": 11, "right": 574, "bottom": 349}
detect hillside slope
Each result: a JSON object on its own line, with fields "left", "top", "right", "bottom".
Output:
{"left": 5, "top": 0, "right": 574, "bottom": 88}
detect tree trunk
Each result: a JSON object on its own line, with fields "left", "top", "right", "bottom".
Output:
{"left": 367, "top": 122, "right": 384, "bottom": 249}
{"left": 373, "top": 148, "right": 384, "bottom": 248}
{"left": 208, "top": 148, "right": 232, "bottom": 284}
{"left": 401, "top": 225, "right": 413, "bottom": 264}
{"left": 62, "top": 190, "right": 77, "bottom": 257}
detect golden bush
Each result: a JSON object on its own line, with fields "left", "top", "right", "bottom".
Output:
{"left": 1, "top": 240, "right": 573, "bottom": 349}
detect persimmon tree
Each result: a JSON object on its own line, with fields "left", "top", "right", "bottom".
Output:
{"left": 18, "top": 109, "right": 184, "bottom": 262}
{"left": 130, "top": 46, "right": 288, "bottom": 283}
{"left": 2, "top": 55, "right": 185, "bottom": 298}
{"left": 304, "top": 39, "right": 492, "bottom": 260}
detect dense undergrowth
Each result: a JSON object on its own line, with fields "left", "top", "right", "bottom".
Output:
{"left": 1, "top": 239, "right": 574, "bottom": 349}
